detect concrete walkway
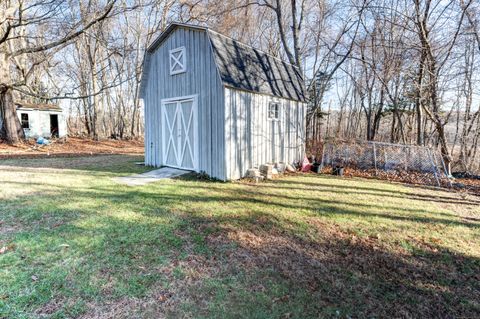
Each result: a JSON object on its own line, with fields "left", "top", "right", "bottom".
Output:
{"left": 115, "top": 167, "right": 190, "bottom": 186}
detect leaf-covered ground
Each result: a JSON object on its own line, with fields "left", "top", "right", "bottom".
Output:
{"left": 0, "top": 155, "right": 479, "bottom": 318}
{"left": 0, "top": 137, "right": 143, "bottom": 158}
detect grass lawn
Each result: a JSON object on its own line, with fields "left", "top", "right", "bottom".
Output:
{"left": 0, "top": 155, "right": 479, "bottom": 318}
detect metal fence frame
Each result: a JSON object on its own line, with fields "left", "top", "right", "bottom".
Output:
{"left": 320, "top": 140, "right": 450, "bottom": 187}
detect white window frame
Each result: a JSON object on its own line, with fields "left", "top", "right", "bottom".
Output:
{"left": 169, "top": 47, "right": 186, "bottom": 75}
{"left": 268, "top": 101, "right": 281, "bottom": 121}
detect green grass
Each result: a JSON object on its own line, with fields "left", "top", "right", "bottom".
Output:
{"left": 0, "top": 155, "right": 479, "bottom": 318}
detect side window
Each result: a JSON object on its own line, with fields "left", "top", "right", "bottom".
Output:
{"left": 21, "top": 113, "right": 29, "bottom": 129}
{"left": 169, "top": 47, "right": 186, "bottom": 75}
{"left": 268, "top": 102, "right": 280, "bottom": 120}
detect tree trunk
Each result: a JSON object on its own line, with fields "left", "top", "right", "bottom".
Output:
{"left": 0, "top": 86, "right": 25, "bottom": 143}
{"left": 415, "top": 49, "right": 426, "bottom": 146}
{"left": 436, "top": 124, "right": 452, "bottom": 175}
{"left": 0, "top": 53, "right": 25, "bottom": 143}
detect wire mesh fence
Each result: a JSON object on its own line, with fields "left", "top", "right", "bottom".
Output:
{"left": 320, "top": 140, "right": 451, "bottom": 187}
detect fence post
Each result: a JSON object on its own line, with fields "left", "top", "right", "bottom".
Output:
{"left": 320, "top": 142, "right": 326, "bottom": 170}
{"left": 373, "top": 142, "right": 378, "bottom": 175}
{"left": 384, "top": 146, "right": 388, "bottom": 170}
{"left": 330, "top": 144, "right": 334, "bottom": 167}
{"left": 405, "top": 146, "right": 408, "bottom": 171}
{"left": 344, "top": 146, "right": 349, "bottom": 168}
{"left": 428, "top": 148, "right": 441, "bottom": 187}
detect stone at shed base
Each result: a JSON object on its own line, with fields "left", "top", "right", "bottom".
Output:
{"left": 260, "top": 164, "right": 273, "bottom": 180}
{"left": 286, "top": 164, "right": 296, "bottom": 173}
{"left": 253, "top": 176, "right": 264, "bottom": 183}
{"left": 275, "top": 162, "right": 286, "bottom": 173}
{"left": 246, "top": 168, "right": 261, "bottom": 178}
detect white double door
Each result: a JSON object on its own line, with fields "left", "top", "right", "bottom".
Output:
{"left": 161, "top": 96, "right": 198, "bottom": 170}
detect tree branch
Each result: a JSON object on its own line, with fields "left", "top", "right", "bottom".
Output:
{"left": 11, "top": 0, "right": 116, "bottom": 57}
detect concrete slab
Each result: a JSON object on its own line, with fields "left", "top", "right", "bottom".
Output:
{"left": 115, "top": 167, "right": 190, "bottom": 186}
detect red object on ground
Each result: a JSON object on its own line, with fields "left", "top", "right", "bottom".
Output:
{"left": 301, "top": 156, "right": 311, "bottom": 172}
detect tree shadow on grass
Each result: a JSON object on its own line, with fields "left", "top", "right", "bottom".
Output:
{"left": 268, "top": 176, "right": 480, "bottom": 206}
{"left": 5, "top": 208, "right": 478, "bottom": 318}
{"left": 1, "top": 173, "right": 479, "bottom": 318}
{"left": 208, "top": 218, "right": 480, "bottom": 318}
{"left": 93, "top": 183, "right": 477, "bottom": 229}
{"left": 10, "top": 177, "right": 470, "bottom": 233}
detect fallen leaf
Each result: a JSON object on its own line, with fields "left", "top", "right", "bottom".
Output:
{"left": 157, "top": 291, "right": 172, "bottom": 302}
{"left": 273, "top": 295, "right": 290, "bottom": 303}
{"left": 0, "top": 244, "right": 14, "bottom": 254}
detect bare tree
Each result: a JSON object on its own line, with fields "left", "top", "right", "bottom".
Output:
{"left": 0, "top": 0, "right": 115, "bottom": 143}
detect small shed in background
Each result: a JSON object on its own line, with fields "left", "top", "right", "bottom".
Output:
{"left": 15, "top": 102, "right": 67, "bottom": 139}
{"left": 140, "top": 23, "right": 307, "bottom": 180}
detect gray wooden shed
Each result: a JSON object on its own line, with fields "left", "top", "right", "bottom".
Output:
{"left": 140, "top": 23, "right": 307, "bottom": 181}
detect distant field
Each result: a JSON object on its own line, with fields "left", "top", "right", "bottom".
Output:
{"left": 0, "top": 155, "right": 479, "bottom": 318}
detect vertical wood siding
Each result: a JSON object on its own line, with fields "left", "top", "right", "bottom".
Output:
{"left": 143, "top": 27, "right": 226, "bottom": 180}
{"left": 224, "top": 87, "right": 306, "bottom": 180}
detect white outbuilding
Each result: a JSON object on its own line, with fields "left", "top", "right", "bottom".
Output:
{"left": 15, "top": 102, "right": 67, "bottom": 139}
{"left": 140, "top": 23, "right": 307, "bottom": 180}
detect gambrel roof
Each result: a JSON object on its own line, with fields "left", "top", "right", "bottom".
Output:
{"left": 140, "top": 23, "right": 306, "bottom": 102}
{"left": 208, "top": 31, "right": 306, "bottom": 102}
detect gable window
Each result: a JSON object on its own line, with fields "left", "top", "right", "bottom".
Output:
{"left": 268, "top": 102, "right": 280, "bottom": 120}
{"left": 169, "top": 47, "right": 186, "bottom": 75}
{"left": 21, "top": 113, "right": 29, "bottom": 129}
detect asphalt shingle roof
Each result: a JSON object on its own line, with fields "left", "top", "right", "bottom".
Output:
{"left": 208, "top": 31, "right": 306, "bottom": 102}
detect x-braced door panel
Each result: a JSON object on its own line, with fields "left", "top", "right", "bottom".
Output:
{"left": 161, "top": 96, "right": 198, "bottom": 170}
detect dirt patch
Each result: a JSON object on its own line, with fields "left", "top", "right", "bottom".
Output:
{"left": 35, "top": 297, "right": 66, "bottom": 316}
{"left": 0, "top": 137, "right": 143, "bottom": 159}
{"left": 80, "top": 295, "right": 170, "bottom": 319}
